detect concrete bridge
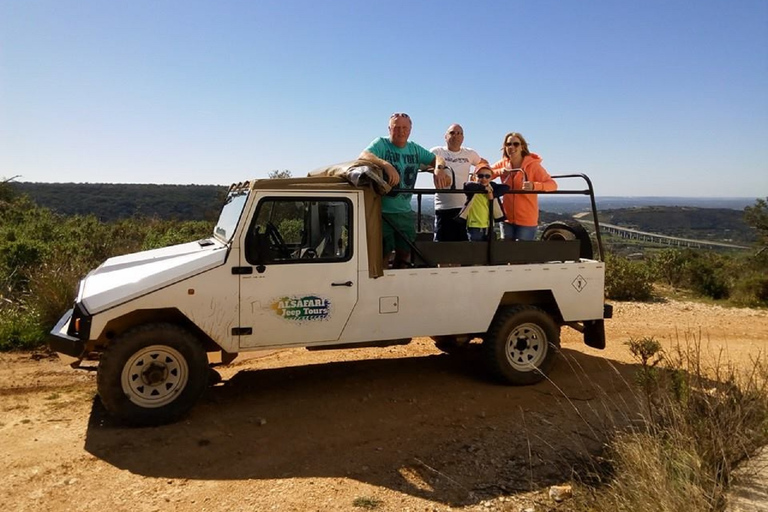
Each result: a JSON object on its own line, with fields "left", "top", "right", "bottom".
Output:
{"left": 577, "top": 219, "right": 751, "bottom": 251}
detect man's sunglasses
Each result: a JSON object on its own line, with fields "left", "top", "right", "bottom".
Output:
{"left": 505, "top": 141, "right": 521, "bottom": 147}
{"left": 476, "top": 173, "right": 492, "bottom": 179}
{"left": 390, "top": 112, "right": 410, "bottom": 119}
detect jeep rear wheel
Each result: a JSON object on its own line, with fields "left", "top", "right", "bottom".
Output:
{"left": 483, "top": 306, "right": 560, "bottom": 385}
{"left": 97, "top": 323, "right": 209, "bottom": 426}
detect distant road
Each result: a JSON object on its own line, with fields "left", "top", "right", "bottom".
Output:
{"left": 575, "top": 217, "right": 752, "bottom": 250}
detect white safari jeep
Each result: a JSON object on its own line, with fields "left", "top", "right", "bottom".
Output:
{"left": 49, "top": 166, "right": 611, "bottom": 426}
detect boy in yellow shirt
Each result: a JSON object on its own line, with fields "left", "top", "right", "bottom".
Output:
{"left": 460, "top": 165, "right": 510, "bottom": 242}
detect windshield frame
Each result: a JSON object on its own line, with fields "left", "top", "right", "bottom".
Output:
{"left": 213, "top": 188, "right": 250, "bottom": 243}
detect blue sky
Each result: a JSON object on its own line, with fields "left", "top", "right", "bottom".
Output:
{"left": 1, "top": 0, "right": 767, "bottom": 197}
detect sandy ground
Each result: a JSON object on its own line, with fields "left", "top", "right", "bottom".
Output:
{"left": 1, "top": 299, "right": 766, "bottom": 512}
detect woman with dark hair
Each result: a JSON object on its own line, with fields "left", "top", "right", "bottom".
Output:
{"left": 490, "top": 132, "right": 557, "bottom": 240}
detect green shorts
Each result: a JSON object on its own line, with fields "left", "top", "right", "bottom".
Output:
{"left": 382, "top": 211, "right": 415, "bottom": 254}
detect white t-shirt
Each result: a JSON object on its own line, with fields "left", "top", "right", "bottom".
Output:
{"left": 430, "top": 146, "right": 484, "bottom": 210}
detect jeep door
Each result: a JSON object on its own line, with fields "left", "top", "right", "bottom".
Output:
{"left": 237, "top": 193, "right": 358, "bottom": 348}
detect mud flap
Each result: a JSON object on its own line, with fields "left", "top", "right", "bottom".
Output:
{"left": 583, "top": 319, "right": 606, "bottom": 349}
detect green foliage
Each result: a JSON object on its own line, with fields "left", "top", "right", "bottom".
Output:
{"left": 0, "top": 303, "right": 46, "bottom": 351}
{"left": 0, "top": 176, "right": 21, "bottom": 202}
{"left": 141, "top": 220, "right": 214, "bottom": 250}
{"left": 352, "top": 496, "right": 383, "bottom": 509}
{"left": 268, "top": 169, "right": 292, "bottom": 179}
{"left": 647, "top": 248, "right": 768, "bottom": 306}
{"left": 685, "top": 253, "right": 730, "bottom": 300}
{"left": 647, "top": 249, "right": 690, "bottom": 287}
{"left": 627, "top": 337, "right": 664, "bottom": 421}
{"left": 743, "top": 197, "right": 768, "bottom": 245}
{"left": 577, "top": 340, "right": 768, "bottom": 511}
{"left": 0, "top": 189, "right": 215, "bottom": 350}
{"left": 605, "top": 206, "right": 757, "bottom": 244}
{"left": 278, "top": 218, "right": 303, "bottom": 244}
{"left": 605, "top": 253, "right": 654, "bottom": 301}
{"left": 11, "top": 182, "right": 226, "bottom": 222}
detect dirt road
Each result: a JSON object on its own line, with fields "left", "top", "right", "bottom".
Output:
{"left": 1, "top": 300, "right": 766, "bottom": 512}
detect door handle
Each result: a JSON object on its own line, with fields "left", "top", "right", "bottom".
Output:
{"left": 331, "top": 281, "right": 353, "bottom": 287}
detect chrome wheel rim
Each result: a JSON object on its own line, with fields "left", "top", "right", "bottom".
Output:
{"left": 121, "top": 345, "right": 189, "bottom": 408}
{"left": 505, "top": 323, "right": 548, "bottom": 371}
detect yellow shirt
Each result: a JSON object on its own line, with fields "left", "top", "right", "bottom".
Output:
{"left": 466, "top": 195, "right": 491, "bottom": 228}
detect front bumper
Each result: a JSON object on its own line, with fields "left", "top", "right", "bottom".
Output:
{"left": 48, "top": 309, "right": 86, "bottom": 359}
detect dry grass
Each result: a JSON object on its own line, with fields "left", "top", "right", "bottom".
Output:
{"left": 568, "top": 334, "right": 768, "bottom": 511}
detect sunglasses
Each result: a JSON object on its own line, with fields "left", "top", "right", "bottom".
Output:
{"left": 476, "top": 173, "right": 492, "bottom": 179}
{"left": 448, "top": 130, "right": 463, "bottom": 135}
{"left": 505, "top": 141, "right": 521, "bottom": 147}
{"left": 390, "top": 112, "right": 410, "bottom": 119}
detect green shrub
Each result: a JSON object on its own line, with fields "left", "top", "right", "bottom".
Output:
{"left": 0, "top": 197, "right": 215, "bottom": 350}
{"left": 731, "top": 271, "right": 768, "bottom": 307}
{"left": 141, "top": 219, "right": 213, "bottom": 250}
{"left": 686, "top": 254, "right": 731, "bottom": 300}
{"left": 648, "top": 249, "right": 690, "bottom": 287}
{"left": 0, "top": 303, "right": 46, "bottom": 351}
{"left": 575, "top": 337, "right": 768, "bottom": 511}
{"left": 605, "top": 254, "right": 654, "bottom": 301}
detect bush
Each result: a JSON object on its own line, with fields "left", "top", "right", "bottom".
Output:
{"left": 605, "top": 254, "right": 654, "bottom": 301}
{"left": 648, "top": 249, "right": 691, "bottom": 287}
{"left": 0, "top": 192, "right": 215, "bottom": 350}
{"left": 141, "top": 219, "right": 213, "bottom": 250}
{"left": 574, "top": 337, "right": 768, "bottom": 511}
{"left": 0, "top": 303, "right": 46, "bottom": 351}
{"left": 731, "top": 272, "right": 768, "bottom": 308}
{"left": 686, "top": 254, "right": 731, "bottom": 300}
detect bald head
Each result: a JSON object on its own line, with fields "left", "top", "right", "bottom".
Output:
{"left": 445, "top": 124, "right": 464, "bottom": 152}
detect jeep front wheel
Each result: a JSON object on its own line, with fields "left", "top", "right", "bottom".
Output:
{"left": 97, "top": 323, "right": 209, "bottom": 426}
{"left": 483, "top": 306, "right": 560, "bottom": 385}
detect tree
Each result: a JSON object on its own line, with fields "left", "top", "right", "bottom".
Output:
{"left": 0, "top": 176, "right": 20, "bottom": 203}
{"left": 268, "top": 170, "right": 292, "bottom": 179}
{"left": 744, "top": 197, "right": 768, "bottom": 247}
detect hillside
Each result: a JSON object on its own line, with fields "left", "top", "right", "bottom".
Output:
{"left": 10, "top": 182, "right": 757, "bottom": 243}
{"left": 12, "top": 182, "right": 227, "bottom": 222}
{"left": 601, "top": 206, "right": 756, "bottom": 243}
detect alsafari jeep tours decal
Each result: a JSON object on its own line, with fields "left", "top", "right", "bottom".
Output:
{"left": 272, "top": 296, "right": 331, "bottom": 321}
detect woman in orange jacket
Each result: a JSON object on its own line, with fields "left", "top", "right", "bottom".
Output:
{"left": 490, "top": 132, "right": 557, "bottom": 240}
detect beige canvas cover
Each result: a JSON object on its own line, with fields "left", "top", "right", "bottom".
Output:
{"left": 250, "top": 169, "right": 385, "bottom": 278}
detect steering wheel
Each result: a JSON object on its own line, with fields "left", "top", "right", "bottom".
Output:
{"left": 265, "top": 222, "right": 291, "bottom": 258}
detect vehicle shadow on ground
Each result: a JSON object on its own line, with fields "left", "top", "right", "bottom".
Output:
{"left": 84, "top": 347, "right": 642, "bottom": 507}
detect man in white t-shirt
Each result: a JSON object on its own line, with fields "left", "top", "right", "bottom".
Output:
{"left": 430, "top": 124, "right": 489, "bottom": 241}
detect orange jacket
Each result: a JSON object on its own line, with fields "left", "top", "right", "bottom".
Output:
{"left": 490, "top": 153, "right": 557, "bottom": 227}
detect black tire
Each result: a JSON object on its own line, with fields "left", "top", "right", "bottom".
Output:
{"left": 431, "top": 335, "right": 470, "bottom": 355}
{"left": 97, "top": 323, "right": 209, "bottom": 427}
{"left": 482, "top": 306, "right": 560, "bottom": 385}
{"left": 541, "top": 220, "right": 594, "bottom": 259}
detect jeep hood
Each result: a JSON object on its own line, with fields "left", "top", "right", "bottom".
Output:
{"left": 78, "top": 239, "right": 228, "bottom": 314}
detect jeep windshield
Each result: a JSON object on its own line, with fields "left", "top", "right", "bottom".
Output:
{"left": 213, "top": 185, "right": 250, "bottom": 243}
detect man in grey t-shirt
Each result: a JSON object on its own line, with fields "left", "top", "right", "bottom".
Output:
{"left": 430, "top": 124, "right": 489, "bottom": 241}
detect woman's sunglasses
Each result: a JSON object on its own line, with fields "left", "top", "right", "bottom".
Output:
{"left": 476, "top": 173, "right": 492, "bottom": 179}
{"left": 505, "top": 141, "right": 521, "bottom": 147}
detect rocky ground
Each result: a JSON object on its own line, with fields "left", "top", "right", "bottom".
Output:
{"left": 1, "top": 300, "right": 766, "bottom": 512}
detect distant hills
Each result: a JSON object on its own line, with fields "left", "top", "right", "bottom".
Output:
{"left": 12, "top": 182, "right": 226, "bottom": 222}
{"left": 539, "top": 195, "right": 759, "bottom": 214}
{"left": 10, "top": 182, "right": 759, "bottom": 244}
